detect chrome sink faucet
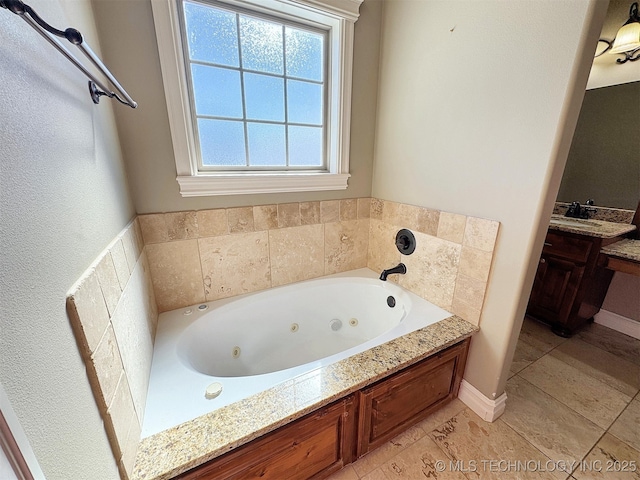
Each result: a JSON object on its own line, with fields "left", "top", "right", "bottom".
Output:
{"left": 379, "top": 263, "right": 407, "bottom": 281}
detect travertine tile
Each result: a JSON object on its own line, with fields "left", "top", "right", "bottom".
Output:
{"left": 573, "top": 433, "right": 640, "bottom": 480}
{"left": 90, "top": 324, "right": 124, "bottom": 412}
{"left": 357, "top": 198, "right": 371, "bottom": 219}
{"left": 326, "top": 465, "right": 360, "bottom": 480}
{"left": 95, "top": 252, "right": 122, "bottom": 317}
{"left": 352, "top": 423, "right": 427, "bottom": 478}
{"left": 382, "top": 201, "right": 401, "bottom": 226}
{"left": 325, "top": 220, "right": 369, "bottom": 275}
{"left": 361, "top": 469, "right": 389, "bottom": 480}
{"left": 396, "top": 203, "right": 419, "bottom": 228}
{"left": 519, "top": 354, "right": 631, "bottom": 429}
{"left": 253, "top": 205, "right": 278, "bottom": 231}
{"left": 321, "top": 200, "right": 340, "bottom": 223}
{"left": 67, "top": 271, "right": 110, "bottom": 355}
{"left": 111, "top": 239, "right": 131, "bottom": 290}
{"left": 110, "top": 261, "right": 156, "bottom": 425}
{"left": 437, "top": 212, "right": 467, "bottom": 244}
{"left": 277, "top": 203, "right": 301, "bottom": 228}
{"left": 577, "top": 323, "right": 640, "bottom": 367}
{"left": 140, "top": 252, "right": 158, "bottom": 337}
{"left": 300, "top": 201, "right": 320, "bottom": 225}
{"left": 550, "top": 338, "right": 640, "bottom": 397}
{"left": 371, "top": 198, "right": 384, "bottom": 220}
{"left": 400, "top": 232, "right": 461, "bottom": 309}
{"left": 414, "top": 398, "right": 467, "bottom": 433}
{"left": 463, "top": 217, "right": 499, "bottom": 252}
{"left": 430, "top": 408, "right": 559, "bottom": 480}
{"left": 106, "top": 373, "right": 136, "bottom": 458}
{"left": 138, "top": 214, "right": 168, "bottom": 244}
{"left": 199, "top": 232, "right": 270, "bottom": 300}
{"left": 452, "top": 274, "right": 486, "bottom": 312}
{"left": 269, "top": 225, "right": 324, "bottom": 287}
{"left": 458, "top": 246, "right": 493, "bottom": 282}
{"left": 451, "top": 297, "right": 481, "bottom": 326}
{"left": 609, "top": 398, "right": 640, "bottom": 452}
{"left": 518, "top": 316, "right": 568, "bottom": 354}
{"left": 415, "top": 207, "right": 440, "bottom": 237}
{"left": 121, "top": 226, "right": 140, "bottom": 274}
{"left": 146, "top": 240, "right": 205, "bottom": 312}
{"left": 367, "top": 219, "right": 401, "bottom": 275}
{"left": 196, "top": 209, "right": 228, "bottom": 237}
{"left": 340, "top": 199, "right": 358, "bottom": 221}
{"left": 379, "top": 435, "right": 468, "bottom": 480}
{"left": 133, "top": 218, "right": 145, "bottom": 255}
{"left": 165, "top": 211, "right": 198, "bottom": 240}
{"left": 121, "top": 416, "right": 142, "bottom": 480}
{"left": 510, "top": 338, "right": 546, "bottom": 375}
{"left": 227, "top": 207, "right": 254, "bottom": 234}
{"left": 502, "top": 376, "right": 604, "bottom": 465}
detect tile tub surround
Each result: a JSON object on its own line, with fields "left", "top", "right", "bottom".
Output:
{"left": 139, "top": 198, "right": 499, "bottom": 327}
{"left": 131, "top": 315, "right": 478, "bottom": 480}
{"left": 67, "top": 218, "right": 158, "bottom": 479}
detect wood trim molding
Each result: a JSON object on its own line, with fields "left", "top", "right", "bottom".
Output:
{"left": 457, "top": 379, "right": 507, "bottom": 422}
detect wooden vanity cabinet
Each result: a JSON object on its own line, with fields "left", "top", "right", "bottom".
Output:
{"left": 357, "top": 339, "right": 468, "bottom": 456}
{"left": 175, "top": 339, "right": 470, "bottom": 480}
{"left": 176, "top": 395, "right": 358, "bottom": 480}
{"left": 527, "top": 229, "right": 620, "bottom": 337}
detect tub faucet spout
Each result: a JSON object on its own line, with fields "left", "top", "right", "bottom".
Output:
{"left": 379, "top": 263, "right": 407, "bottom": 281}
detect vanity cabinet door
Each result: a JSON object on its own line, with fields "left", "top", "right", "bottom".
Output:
{"left": 528, "top": 255, "right": 585, "bottom": 324}
{"left": 176, "top": 395, "right": 357, "bottom": 480}
{"left": 356, "top": 339, "right": 469, "bottom": 457}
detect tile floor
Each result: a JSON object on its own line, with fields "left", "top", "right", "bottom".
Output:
{"left": 328, "top": 317, "right": 640, "bottom": 480}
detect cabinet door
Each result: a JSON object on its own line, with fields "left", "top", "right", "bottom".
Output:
{"left": 528, "top": 255, "right": 584, "bottom": 325}
{"left": 177, "top": 395, "right": 357, "bottom": 480}
{"left": 357, "top": 340, "right": 468, "bottom": 456}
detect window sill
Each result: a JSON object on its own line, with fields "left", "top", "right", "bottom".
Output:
{"left": 177, "top": 172, "right": 350, "bottom": 196}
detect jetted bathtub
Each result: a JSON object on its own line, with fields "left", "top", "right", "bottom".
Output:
{"left": 142, "top": 268, "right": 452, "bottom": 438}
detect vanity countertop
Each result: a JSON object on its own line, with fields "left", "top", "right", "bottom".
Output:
{"left": 601, "top": 239, "right": 640, "bottom": 263}
{"left": 548, "top": 214, "right": 636, "bottom": 239}
{"left": 131, "top": 315, "right": 478, "bottom": 480}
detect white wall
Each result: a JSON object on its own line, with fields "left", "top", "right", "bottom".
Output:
{"left": 0, "top": 0, "right": 135, "bottom": 478}
{"left": 372, "top": 0, "right": 607, "bottom": 400}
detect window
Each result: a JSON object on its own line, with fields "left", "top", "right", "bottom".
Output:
{"left": 152, "top": 0, "right": 363, "bottom": 196}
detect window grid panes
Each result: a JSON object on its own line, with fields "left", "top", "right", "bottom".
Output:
{"left": 182, "top": 0, "right": 326, "bottom": 170}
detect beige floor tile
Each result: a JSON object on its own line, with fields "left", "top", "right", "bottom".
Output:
{"left": 414, "top": 398, "right": 467, "bottom": 433}
{"left": 379, "top": 436, "right": 467, "bottom": 480}
{"left": 361, "top": 468, "right": 390, "bottom": 480}
{"left": 572, "top": 433, "right": 640, "bottom": 480}
{"left": 577, "top": 323, "right": 640, "bottom": 367}
{"left": 351, "top": 423, "right": 426, "bottom": 478}
{"left": 518, "top": 316, "right": 567, "bottom": 354}
{"left": 511, "top": 338, "right": 548, "bottom": 374}
{"left": 550, "top": 338, "right": 640, "bottom": 397}
{"left": 519, "top": 355, "right": 631, "bottom": 429}
{"left": 609, "top": 398, "right": 640, "bottom": 452}
{"left": 325, "top": 465, "right": 359, "bottom": 480}
{"left": 502, "top": 376, "right": 604, "bottom": 465}
{"left": 429, "top": 408, "right": 561, "bottom": 479}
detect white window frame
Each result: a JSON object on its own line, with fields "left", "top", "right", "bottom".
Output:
{"left": 151, "top": 0, "right": 363, "bottom": 196}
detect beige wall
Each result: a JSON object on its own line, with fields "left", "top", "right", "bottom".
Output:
{"left": 0, "top": 0, "right": 135, "bottom": 478}
{"left": 372, "top": 0, "right": 607, "bottom": 400}
{"left": 92, "top": 0, "right": 383, "bottom": 213}
{"left": 603, "top": 273, "right": 640, "bottom": 322}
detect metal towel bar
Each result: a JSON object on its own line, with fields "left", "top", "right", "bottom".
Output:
{"left": 1, "top": 0, "right": 137, "bottom": 108}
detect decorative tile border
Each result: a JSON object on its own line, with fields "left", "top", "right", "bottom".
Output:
{"left": 66, "top": 219, "right": 158, "bottom": 479}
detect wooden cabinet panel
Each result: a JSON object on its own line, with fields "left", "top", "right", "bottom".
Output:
{"left": 527, "top": 229, "right": 622, "bottom": 336}
{"left": 357, "top": 340, "right": 469, "bottom": 456}
{"left": 177, "top": 395, "right": 357, "bottom": 480}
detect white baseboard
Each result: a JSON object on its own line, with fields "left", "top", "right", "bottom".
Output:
{"left": 594, "top": 309, "right": 640, "bottom": 340}
{"left": 457, "top": 379, "right": 507, "bottom": 422}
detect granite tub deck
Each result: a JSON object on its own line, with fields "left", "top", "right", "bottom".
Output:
{"left": 131, "top": 315, "right": 478, "bottom": 480}
{"left": 601, "top": 238, "right": 640, "bottom": 263}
